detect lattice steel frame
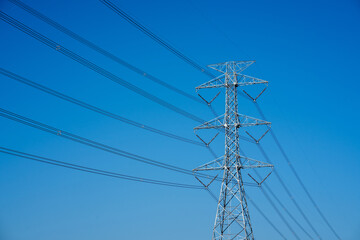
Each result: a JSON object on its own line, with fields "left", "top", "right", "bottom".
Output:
{"left": 194, "top": 61, "right": 272, "bottom": 240}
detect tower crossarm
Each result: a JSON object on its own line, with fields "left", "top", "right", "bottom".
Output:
{"left": 208, "top": 61, "right": 256, "bottom": 74}
{"left": 239, "top": 156, "right": 273, "bottom": 169}
{"left": 193, "top": 155, "right": 273, "bottom": 172}
{"left": 196, "top": 74, "right": 226, "bottom": 90}
{"left": 194, "top": 114, "right": 271, "bottom": 131}
{"left": 193, "top": 156, "right": 225, "bottom": 172}
{"left": 195, "top": 74, "right": 268, "bottom": 90}
{"left": 236, "top": 74, "right": 268, "bottom": 86}
{"left": 237, "top": 114, "right": 271, "bottom": 127}
{"left": 194, "top": 114, "right": 225, "bottom": 130}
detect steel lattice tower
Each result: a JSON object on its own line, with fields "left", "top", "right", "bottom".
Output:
{"left": 194, "top": 61, "right": 273, "bottom": 240}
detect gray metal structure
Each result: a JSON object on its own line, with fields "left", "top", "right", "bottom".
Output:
{"left": 194, "top": 61, "right": 273, "bottom": 240}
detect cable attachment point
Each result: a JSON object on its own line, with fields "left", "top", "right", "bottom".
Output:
{"left": 248, "top": 171, "right": 273, "bottom": 187}
{"left": 242, "top": 87, "right": 267, "bottom": 102}
{"left": 194, "top": 173, "right": 218, "bottom": 188}
{"left": 245, "top": 128, "right": 270, "bottom": 143}
{"left": 195, "top": 132, "right": 219, "bottom": 147}
{"left": 197, "top": 91, "right": 221, "bottom": 106}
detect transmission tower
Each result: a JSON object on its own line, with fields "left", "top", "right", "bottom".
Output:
{"left": 194, "top": 61, "right": 273, "bottom": 240}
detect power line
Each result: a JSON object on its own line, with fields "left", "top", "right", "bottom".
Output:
{"left": 258, "top": 186, "right": 301, "bottom": 240}
{"left": 254, "top": 104, "right": 341, "bottom": 240}
{"left": 1, "top": 145, "right": 292, "bottom": 240}
{"left": 0, "top": 68, "right": 247, "bottom": 178}
{"left": 98, "top": 0, "right": 257, "bottom": 107}
{"left": 0, "top": 104, "right": 305, "bottom": 239}
{"left": 257, "top": 143, "right": 322, "bottom": 239}
{"left": 247, "top": 196, "right": 287, "bottom": 240}
{"left": 0, "top": 107, "right": 203, "bottom": 177}
{"left": 98, "top": 0, "right": 251, "bottom": 107}
{"left": 262, "top": 183, "right": 314, "bottom": 239}
{"left": 0, "top": 9, "right": 254, "bottom": 180}
{"left": 96, "top": 1, "right": 331, "bottom": 232}
{"left": 260, "top": 184, "right": 301, "bottom": 239}
{"left": 0, "top": 146, "right": 203, "bottom": 189}
{"left": 99, "top": 0, "right": 215, "bottom": 78}
{"left": 0, "top": 5, "right": 249, "bottom": 180}
{"left": 1, "top": 4, "right": 340, "bottom": 239}
{"left": 1, "top": 145, "right": 290, "bottom": 239}
{"left": 6, "top": 0, "right": 204, "bottom": 105}
{"left": 0, "top": 12, "right": 255, "bottom": 144}
{"left": 0, "top": 67, "right": 203, "bottom": 146}
{"left": 0, "top": 107, "right": 256, "bottom": 187}
{"left": 0, "top": 11, "right": 205, "bottom": 124}
{"left": 7, "top": 0, "right": 222, "bottom": 121}
{"left": 99, "top": 0, "right": 255, "bottom": 104}
{"left": 239, "top": 149, "right": 314, "bottom": 239}
{"left": 113, "top": 0, "right": 341, "bottom": 231}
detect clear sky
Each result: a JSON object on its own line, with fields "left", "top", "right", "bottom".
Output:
{"left": 0, "top": 0, "right": 359, "bottom": 239}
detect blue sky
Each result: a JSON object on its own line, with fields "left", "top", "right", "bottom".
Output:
{"left": 0, "top": 0, "right": 359, "bottom": 239}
